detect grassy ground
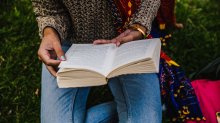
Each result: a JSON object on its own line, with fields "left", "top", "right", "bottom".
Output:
{"left": 170, "top": 0, "right": 220, "bottom": 78}
{"left": 0, "top": 0, "right": 219, "bottom": 122}
{"left": 0, "top": 1, "right": 41, "bottom": 123}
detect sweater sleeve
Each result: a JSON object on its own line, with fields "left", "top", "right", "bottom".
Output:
{"left": 129, "top": 0, "right": 160, "bottom": 35}
{"left": 32, "top": 0, "right": 72, "bottom": 41}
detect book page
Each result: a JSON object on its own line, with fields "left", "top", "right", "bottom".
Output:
{"left": 111, "top": 39, "right": 159, "bottom": 71}
{"left": 59, "top": 43, "right": 116, "bottom": 76}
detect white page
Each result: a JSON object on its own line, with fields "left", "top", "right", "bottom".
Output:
{"left": 111, "top": 39, "right": 159, "bottom": 71}
{"left": 59, "top": 43, "right": 116, "bottom": 76}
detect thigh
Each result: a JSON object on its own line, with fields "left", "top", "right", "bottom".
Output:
{"left": 41, "top": 64, "right": 90, "bottom": 123}
{"left": 108, "top": 73, "right": 162, "bottom": 123}
{"left": 85, "top": 101, "right": 118, "bottom": 123}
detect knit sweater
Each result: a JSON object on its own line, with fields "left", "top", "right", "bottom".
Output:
{"left": 32, "top": 0, "right": 160, "bottom": 43}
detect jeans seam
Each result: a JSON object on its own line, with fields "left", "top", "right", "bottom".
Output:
{"left": 120, "top": 79, "right": 132, "bottom": 123}
{"left": 99, "top": 112, "right": 118, "bottom": 123}
{"left": 70, "top": 89, "right": 79, "bottom": 123}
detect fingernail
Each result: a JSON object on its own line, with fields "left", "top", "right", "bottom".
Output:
{"left": 116, "top": 42, "right": 120, "bottom": 47}
{"left": 60, "top": 56, "right": 66, "bottom": 61}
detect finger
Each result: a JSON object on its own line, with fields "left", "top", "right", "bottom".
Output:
{"left": 110, "top": 29, "right": 132, "bottom": 45}
{"left": 38, "top": 56, "right": 42, "bottom": 60}
{"left": 116, "top": 30, "right": 142, "bottom": 46}
{"left": 123, "top": 29, "right": 132, "bottom": 35}
{"left": 117, "top": 30, "right": 142, "bottom": 43}
{"left": 115, "top": 34, "right": 135, "bottom": 46}
{"left": 43, "top": 59, "right": 61, "bottom": 66}
{"left": 114, "top": 29, "right": 132, "bottom": 40}
{"left": 46, "top": 65, "right": 57, "bottom": 77}
{"left": 93, "top": 39, "right": 112, "bottom": 44}
{"left": 110, "top": 38, "right": 117, "bottom": 43}
{"left": 53, "top": 41, "right": 66, "bottom": 61}
{"left": 38, "top": 49, "right": 61, "bottom": 66}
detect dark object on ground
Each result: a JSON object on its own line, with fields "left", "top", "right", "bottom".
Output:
{"left": 195, "top": 57, "right": 220, "bottom": 80}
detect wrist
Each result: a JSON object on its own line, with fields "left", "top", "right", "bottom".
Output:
{"left": 129, "top": 24, "right": 147, "bottom": 38}
{"left": 43, "top": 27, "right": 60, "bottom": 40}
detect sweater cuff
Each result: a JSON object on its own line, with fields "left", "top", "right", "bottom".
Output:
{"left": 36, "top": 16, "right": 70, "bottom": 41}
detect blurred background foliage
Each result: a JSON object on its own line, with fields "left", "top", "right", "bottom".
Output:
{"left": 0, "top": 0, "right": 219, "bottom": 122}
{"left": 0, "top": 0, "right": 41, "bottom": 123}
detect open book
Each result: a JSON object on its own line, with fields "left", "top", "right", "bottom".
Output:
{"left": 57, "top": 38, "right": 161, "bottom": 88}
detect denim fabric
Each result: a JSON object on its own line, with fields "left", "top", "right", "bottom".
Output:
{"left": 41, "top": 64, "right": 90, "bottom": 123}
{"left": 40, "top": 43, "right": 162, "bottom": 123}
{"left": 109, "top": 74, "right": 162, "bottom": 123}
{"left": 85, "top": 102, "right": 118, "bottom": 123}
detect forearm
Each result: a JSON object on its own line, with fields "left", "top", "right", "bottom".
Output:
{"left": 129, "top": 0, "right": 161, "bottom": 34}
{"left": 32, "top": 0, "right": 71, "bottom": 41}
{"left": 43, "top": 27, "right": 60, "bottom": 40}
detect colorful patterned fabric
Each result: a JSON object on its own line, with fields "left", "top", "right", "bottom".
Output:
{"left": 159, "top": 59, "right": 204, "bottom": 122}
{"left": 107, "top": 0, "right": 160, "bottom": 34}
{"left": 108, "top": 0, "right": 204, "bottom": 122}
{"left": 185, "top": 79, "right": 220, "bottom": 123}
{"left": 156, "top": 0, "right": 176, "bottom": 27}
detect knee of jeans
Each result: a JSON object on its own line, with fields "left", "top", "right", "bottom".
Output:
{"left": 85, "top": 101, "right": 117, "bottom": 123}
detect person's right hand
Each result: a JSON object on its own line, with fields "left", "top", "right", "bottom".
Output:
{"left": 38, "top": 27, "right": 66, "bottom": 77}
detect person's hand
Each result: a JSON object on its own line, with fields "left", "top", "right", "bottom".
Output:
{"left": 38, "top": 27, "right": 65, "bottom": 76}
{"left": 93, "top": 29, "right": 143, "bottom": 46}
{"left": 175, "top": 22, "right": 184, "bottom": 29}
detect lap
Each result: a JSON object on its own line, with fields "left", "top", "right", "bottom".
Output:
{"left": 108, "top": 73, "right": 162, "bottom": 123}
{"left": 41, "top": 64, "right": 90, "bottom": 123}
{"left": 41, "top": 43, "right": 161, "bottom": 123}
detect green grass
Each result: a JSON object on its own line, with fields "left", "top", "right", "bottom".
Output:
{"left": 0, "top": 1, "right": 41, "bottom": 123}
{"left": 170, "top": 0, "right": 220, "bottom": 78}
{"left": 0, "top": 0, "right": 219, "bottom": 122}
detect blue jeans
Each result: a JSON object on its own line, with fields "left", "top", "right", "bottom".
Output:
{"left": 41, "top": 44, "right": 162, "bottom": 123}
{"left": 108, "top": 74, "right": 162, "bottom": 123}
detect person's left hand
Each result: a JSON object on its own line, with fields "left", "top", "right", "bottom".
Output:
{"left": 93, "top": 29, "right": 143, "bottom": 46}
